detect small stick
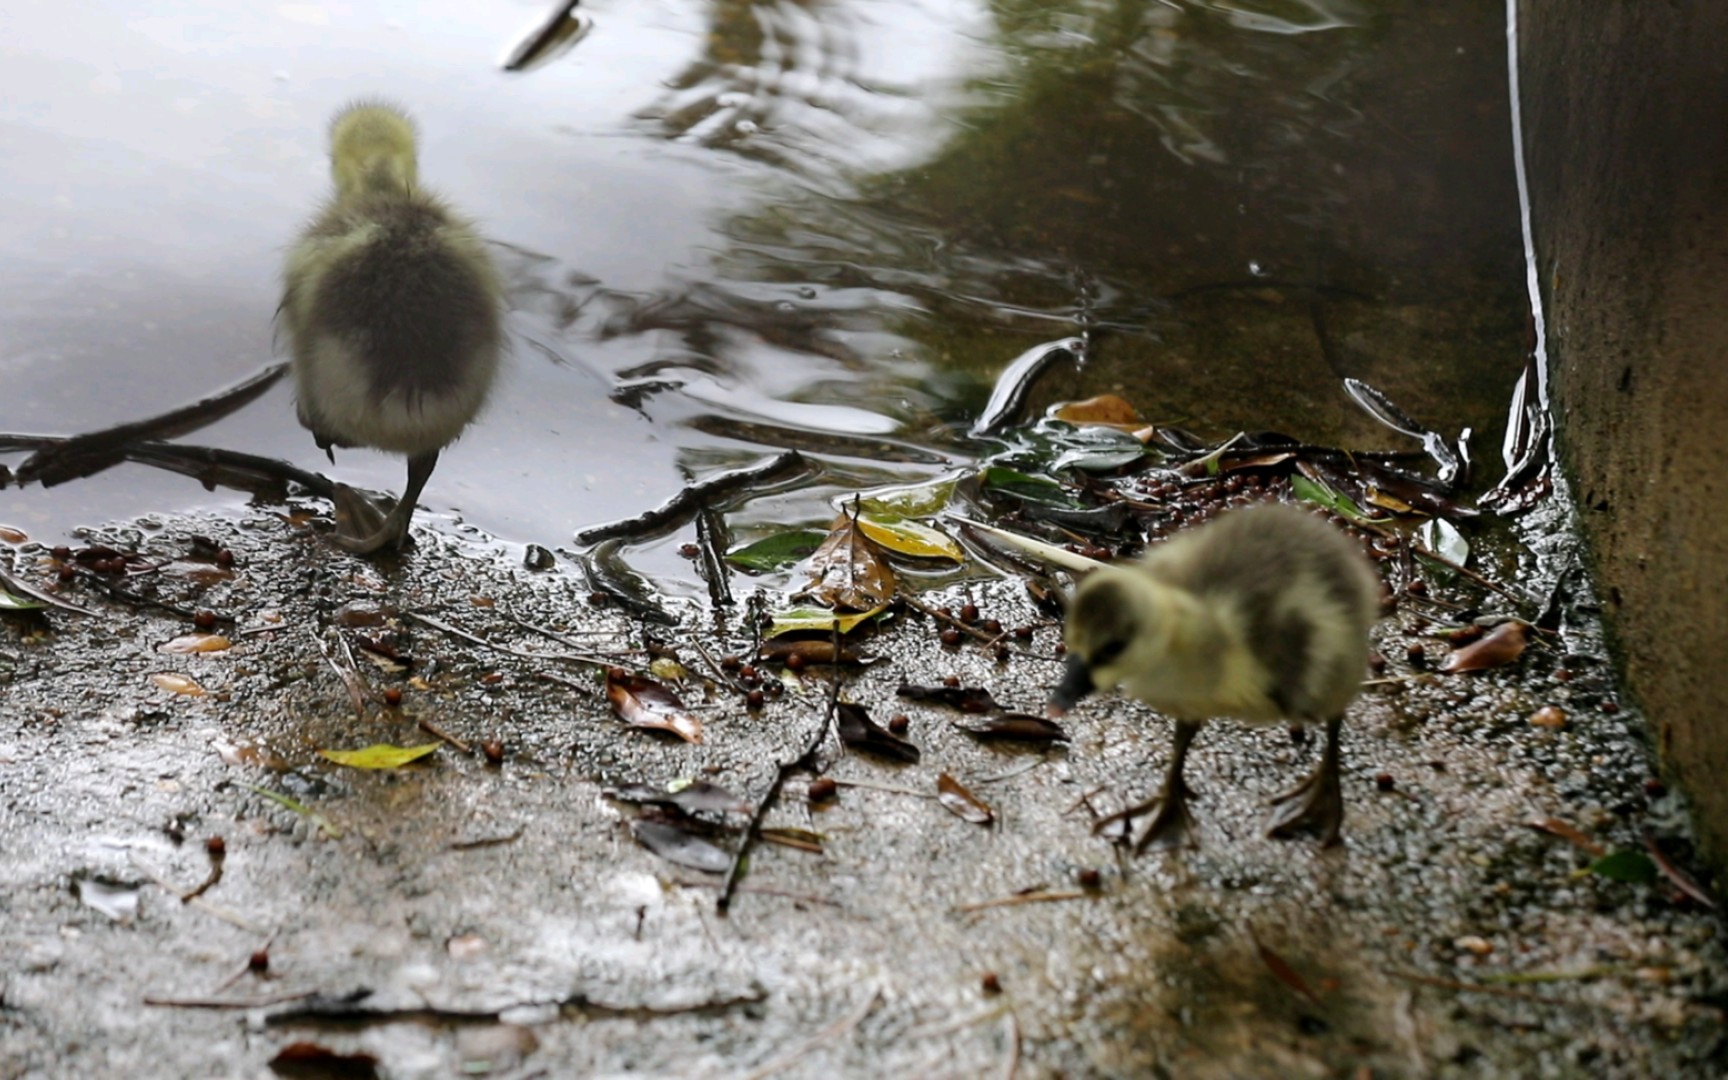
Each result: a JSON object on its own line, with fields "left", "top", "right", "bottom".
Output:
{"left": 718, "top": 670, "right": 841, "bottom": 913}
{"left": 417, "top": 716, "right": 472, "bottom": 755}
{"left": 143, "top": 989, "right": 317, "bottom": 1010}
{"left": 672, "top": 878, "right": 842, "bottom": 908}
{"left": 953, "top": 889, "right": 1090, "bottom": 914}
{"left": 407, "top": 611, "right": 599, "bottom": 664}
{"left": 577, "top": 450, "right": 809, "bottom": 544}
{"left": 312, "top": 629, "right": 367, "bottom": 721}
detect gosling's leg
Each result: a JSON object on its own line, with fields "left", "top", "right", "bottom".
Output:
{"left": 1093, "top": 719, "right": 1201, "bottom": 852}
{"left": 1266, "top": 714, "right": 1345, "bottom": 846}
{"left": 333, "top": 451, "right": 439, "bottom": 554}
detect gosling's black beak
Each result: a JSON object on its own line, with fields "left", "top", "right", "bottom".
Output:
{"left": 1048, "top": 653, "right": 1095, "bottom": 717}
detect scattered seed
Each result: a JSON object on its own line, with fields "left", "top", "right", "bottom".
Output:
{"left": 980, "top": 972, "right": 1002, "bottom": 995}
{"left": 1078, "top": 868, "right": 1102, "bottom": 889}
{"left": 939, "top": 629, "right": 962, "bottom": 648}
{"left": 746, "top": 689, "right": 765, "bottom": 710}
{"left": 1375, "top": 773, "right": 1396, "bottom": 792}
{"left": 1530, "top": 706, "right": 1567, "bottom": 729}
{"left": 808, "top": 777, "right": 838, "bottom": 803}
{"left": 206, "top": 836, "right": 226, "bottom": 857}
{"left": 888, "top": 714, "right": 910, "bottom": 735}
{"left": 382, "top": 687, "right": 403, "bottom": 707}
{"left": 482, "top": 740, "right": 505, "bottom": 765}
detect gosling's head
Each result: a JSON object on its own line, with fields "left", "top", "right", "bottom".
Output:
{"left": 328, "top": 101, "right": 419, "bottom": 199}
{"left": 1049, "top": 569, "right": 1177, "bottom": 716}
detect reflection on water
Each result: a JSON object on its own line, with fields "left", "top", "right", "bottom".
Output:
{"left": 0, "top": 1, "right": 1524, "bottom": 589}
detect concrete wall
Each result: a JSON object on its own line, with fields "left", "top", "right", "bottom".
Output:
{"left": 1519, "top": 1, "right": 1728, "bottom": 868}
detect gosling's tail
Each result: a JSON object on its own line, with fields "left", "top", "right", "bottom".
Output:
{"left": 329, "top": 101, "right": 419, "bottom": 199}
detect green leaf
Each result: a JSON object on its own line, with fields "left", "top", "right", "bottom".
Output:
{"left": 1588, "top": 849, "right": 1658, "bottom": 885}
{"left": 0, "top": 587, "right": 45, "bottom": 611}
{"left": 245, "top": 784, "right": 343, "bottom": 839}
{"left": 766, "top": 604, "right": 891, "bottom": 639}
{"left": 980, "top": 466, "right": 1082, "bottom": 508}
{"left": 727, "top": 530, "right": 828, "bottom": 572}
{"left": 857, "top": 477, "right": 956, "bottom": 519}
{"left": 318, "top": 742, "right": 441, "bottom": 770}
{"left": 1291, "top": 474, "right": 1373, "bottom": 524}
{"left": 1052, "top": 446, "right": 1146, "bottom": 473}
{"left": 857, "top": 517, "right": 963, "bottom": 562}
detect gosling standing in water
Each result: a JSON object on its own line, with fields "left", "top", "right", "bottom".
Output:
{"left": 280, "top": 102, "right": 503, "bottom": 553}
{"left": 1050, "top": 502, "right": 1381, "bottom": 849}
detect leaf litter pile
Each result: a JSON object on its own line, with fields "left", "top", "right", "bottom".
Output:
{"left": 3, "top": 338, "right": 1724, "bottom": 1077}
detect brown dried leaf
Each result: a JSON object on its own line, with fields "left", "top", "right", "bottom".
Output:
{"left": 936, "top": 773, "right": 994, "bottom": 825}
{"left": 759, "top": 827, "right": 825, "bottom": 853}
{"left": 1525, "top": 816, "right": 1605, "bottom": 857}
{"left": 797, "top": 513, "right": 897, "bottom": 612}
{"left": 1440, "top": 620, "right": 1528, "bottom": 673}
{"left": 1250, "top": 929, "right": 1322, "bottom": 1007}
{"left": 1053, "top": 393, "right": 1141, "bottom": 427}
{"left": 896, "top": 683, "right": 1002, "bottom": 714}
{"left": 836, "top": 701, "right": 920, "bottom": 763}
{"left": 957, "top": 713, "right": 1070, "bottom": 742}
{"left": 1643, "top": 831, "right": 1719, "bottom": 909}
{"left": 606, "top": 669, "right": 703, "bottom": 743}
{"left": 159, "top": 633, "right": 232, "bottom": 655}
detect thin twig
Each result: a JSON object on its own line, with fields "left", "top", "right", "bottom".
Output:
{"left": 739, "top": 988, "right": 881, "bottom": 1080}
{"left": 1391, "top": 970, "right": 1574, "bottom": 1006}
{"left": 312, "top": 629, "right": 367, "bottom": 721}
{"left": 407, "top": 611, "right": 599, "bottom": 664}
{"left": 417, "top": 716, "right": 472, "bottom": 755}
{"left": 143, "top": 989, "right": 317, "bottom": 1010}
{"left": 672, "top": 879, "right": 842, "bottom": 908}
{"left": 999, "top": 1008, "right": 1021, "bottom": 1080}
{"left": 577, "top": 450, "right": 809, "bottom": 544}
{"left": 718, "top": 673, "right": 841, "bottom": 913}
{"left": 953, "top": 890, "right": 1090, "bottom": 914}
{"left": 129, "top": 858, "right": 265, "bottom": 933}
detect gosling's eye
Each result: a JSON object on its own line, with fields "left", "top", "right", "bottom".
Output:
{"left": 1092, "top": 639, "right": 1126, "bottom": 666}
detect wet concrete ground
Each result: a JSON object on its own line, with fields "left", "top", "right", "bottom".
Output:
{"left": 2, "top": 504, "right": 1724, "bottom": 1078}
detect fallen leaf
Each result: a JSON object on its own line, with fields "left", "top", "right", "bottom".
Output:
{"left": 159, "top": 633, "right": 232, "bottom": 655}
{"left": 957, "top": 713, "right": 1070, "bottom": 742}
{"left": 1525, "top": 817, "right": 1605, "bottom": 857}
{"left": 606, "top": 669, "right": 703, "bottom": 743}
{"left": 501, "top": 0, "right": 592, "bottom": 73}
{"left": 765, "top": 604, "right": 890, "bottom": 639}
{"left": 937, "top": 773, "right": 994, "bottom": 825}
{"left": 631, "top": 820, "right": 731, "bottom": 873}
{"left": 649, "top": 656, "right": 689, "bottom": 683}
{"left": 0, "top": 586, "right": 45, "bottom": 611}
{"left": 980, "top": 466, "right": 1084, "bottom": 508}
{"left": 797, "top": 512, "right": 897, "bottom": 612}
{"left": 1587, "top": 849, "right": 1657, "bottom": 885}
{"left": 151, "top": 673, "right": 206, "bottom": 696}
{"left": 896, "top": 683, "right": 1001, "bottom": 713}
{"left": 1053, "top": 393, "right": 1141, "bottom": 426}
{"left": 1250, "top": 930, "right": 1322, "bottom": 1007}
{"left": 1419, "top": 518, "right": 1470, "bottom": 566}
{"left": 246, "top": 785, "right": 343, "bottom": 839}
{"left": 268, "top": 1040, "right": 380, "bottom": 1079}
{"left": 836, "top": 701, "right": 920, "bottom": 763}
{"left": 606, "top": 779, "right": 749, "bottom": 815}
{"left": 1642, "top": 832, "right": 1719, "bottom": 909}
{"left": 759, "top": 827, "right": 825, "bottom": 854}
{"left": 727, "top": 529, "right": 828, "bottom": 572}
{"left": 318, "top": 743, "right": 440, "bottom": 770}
{"left": 74, "top": 876, "right": 141, "bottom": 922}
{"left": 1440, "top": 621, "right": 1528, "bottom": 673}
{"left": 856, "top": 516, "right": 964, "bottom": 562}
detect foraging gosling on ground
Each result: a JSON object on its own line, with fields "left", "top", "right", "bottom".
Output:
{"left": 280, "top": 101, "right": 504, "bottom": 553}
{"left": 1050, "top": 502, "right": 1381, "bottom": 848}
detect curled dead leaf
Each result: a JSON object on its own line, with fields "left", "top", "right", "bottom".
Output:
{"left": 606, "top": 669, "right": 703, "bottom": 743}
{"left": 796, "top": 512, "right": 897, "bottom": 612}
{"left": 936, "top": 773, "right": 994, "bottom": 825}
{"left": 1439, "top": 621, "right": 1528, "bottom": 673}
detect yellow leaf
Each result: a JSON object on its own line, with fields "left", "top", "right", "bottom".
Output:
{"left": 318, "top": 742, "right": 441, "bottom": 769}
{"left": 151, "top": 673, "right": 206, "bottom": 696}
{"left": 766, "top": 604, "right": 891, "bottom": 639}
{"left": 857, "top": 517, "right": 964, "bottom": 562}
{"left": 159, "top": 633, "right": 232, "bottom": 655}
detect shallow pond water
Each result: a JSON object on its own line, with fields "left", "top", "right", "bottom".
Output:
{"left": 1, "top": 0, "right": 1527, "bottom": 589}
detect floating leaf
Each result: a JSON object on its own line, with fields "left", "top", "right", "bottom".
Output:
{"left": 957, "top": 713, "right": 1069, "bottom": 742}
{"left": 606, "top": 669, "right": 703, "bottom": 743}
{"left": 1440, "top": 621, "right": 1528, "bottom": 673}
{"left": 766, "top": 604, "right": 890, "bottom": 639}
{"left": 896, "top": 683, "right": 1001, "bottom": 714}
{"left": 836, "top": 702, "right": 920, "bottom": 763}
{"left": 151, "top": 673, "right": 206, "bottom": 696}
{"left": 796, "top": 512, "right": 897, "bottom": 612}
{"left": 971, "top": 337, "right": 1083, "bottom": 437}
{"left": 159, "top": 633, "right": 232, "bottom": 655}
{"left": 936, "top": 773, "right": 994, "bottom": 825}
{"left": 856, "top": 517, "right": 963, "bottom": 562}
{"left": 1052, "top": 393, "right": 1141, "bottom": 427}
{"left": 607, "top": 779, "right": 749, "bottom": 815}
{"left": 1588, "top": 849, "right": 1658, "bottom": 885}
{"left": 857, "top": 477, "right": 956, "bottom": 519}
{"left": 631, "top": 820, "right": 731, "bottom": 873}
{"left": 318, "top": 743, "right": 440, "bottom": 770}
{"left": 980, "top": 466, "right": 1083, "bottom": 508}
{"left": 1419, "top": 518, "right": 1470, "bottom": 567}
{"left": 728, "top": 530, "right": 828, "bottom": 572}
